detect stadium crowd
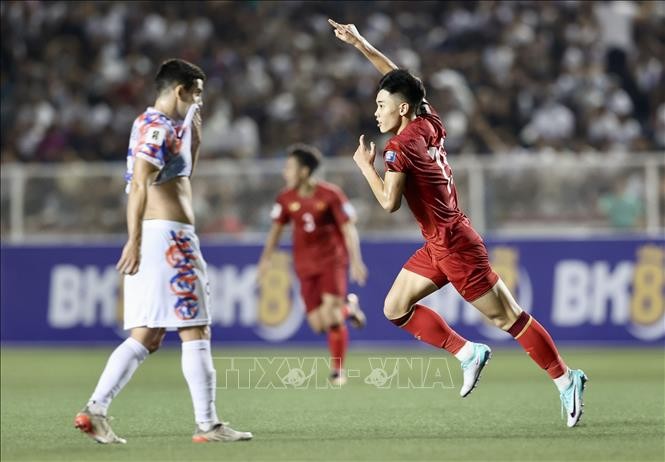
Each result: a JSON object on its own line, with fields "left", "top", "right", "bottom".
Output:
{"left": 2, "top": 1, "right": 664, "bottom": 163}
{"left": 1, "top": 1, "right": 663, "bottom": 237}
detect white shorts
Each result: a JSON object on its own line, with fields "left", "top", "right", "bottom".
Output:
{"left": 124, "top": 220, "right": 211, "bottom": 330}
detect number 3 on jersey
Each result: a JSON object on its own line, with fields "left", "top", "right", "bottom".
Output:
{"left": 428, "top": 141, "right": 453, "bottom": 193}
{"left": 302, "top": 212, "right": 316, "bottom": 233}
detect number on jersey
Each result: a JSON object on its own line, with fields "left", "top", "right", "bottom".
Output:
{"left": 302, "top": 213, "right": 316, "bottom": 233}
{"left": 428, "top": 141, "right": 453, "bottom": 193}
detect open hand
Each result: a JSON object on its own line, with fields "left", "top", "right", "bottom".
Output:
{"left": 350, "top": 259, "right": 368, "bottom": 286}
{"left": 116, "top": 240, "right": 141, "bottom": 275}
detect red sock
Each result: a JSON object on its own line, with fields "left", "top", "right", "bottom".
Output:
{"left": 508, "top": 312, "right": 567, "bottom": 379}
{"left": 327, "top": 324, "right": 348, "bottom": 371}
{"left": 391, "top": 304, "right": 466, "bottom": 355}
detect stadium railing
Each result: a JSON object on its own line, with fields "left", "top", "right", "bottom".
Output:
{"left": 1, "top": 153, "right": 663, "bottom": 243}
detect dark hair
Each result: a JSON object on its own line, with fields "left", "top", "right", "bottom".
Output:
{"left": 287, "top": 143, "right": 322, "bottom": 175}
{"left": 155, "top": 59, "right": 206, "bottom": 94}
{"left": 378, "top": 69, "right": 426, "bottom": 115}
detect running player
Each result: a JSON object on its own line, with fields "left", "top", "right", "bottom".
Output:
{"left": 74, "top": 59, "right": 252, "bottom": 443}
{"left": 258, "top": 144, "right": 368, "bottom": 385}
{"left": 329, "top": 19, "right": 587, "bottom": 427}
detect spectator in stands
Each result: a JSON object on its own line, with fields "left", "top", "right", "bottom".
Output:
{"left": 1, "top": 1, "right": 663, "bottom": 164}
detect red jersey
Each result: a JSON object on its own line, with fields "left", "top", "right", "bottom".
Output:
{"left": 383, "top": 104, "right": 474, "bottom": 254}
{"left": 271, "top": 181, "right": 355, "bottom": 277}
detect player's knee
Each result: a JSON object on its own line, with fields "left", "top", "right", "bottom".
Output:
{"left": 309, "top": 322, "right": 325, "bottom": 335}
{"left": 326, "top": 323, "right": 342, "bottom": 333}
{"left": 307, "top": 316, "right": 325, "bottom": 335}
{"left": 147, "top": 341, "right": 161, "bottom": 354}
{"left": 178, "top": 325, "right": 210, "bottom": 342}
{"left": 321, "top": 297, "right": 342, "bottom": 313}
{"left": 147, "top": 330, "right": 166, "bottom": 353}
{"left": 330, "top": 300, "right": 346, "bottom": 322}
{"left": 486, "top": 312, "right": 514, "bottom": 331}
{"left": 196, "top": 325, "right": 211, "bottom": 340}
{"left": 320, "top": 298, "right": 343, "bottom": 326}
{"left": 383, "top": 294, "right": 409, "bottom": 320}
{"left": 320, "top": 315, "right": 337, "bottom": 333}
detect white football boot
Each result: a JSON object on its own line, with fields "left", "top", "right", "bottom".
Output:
{"left": 192, "top": 422, "right": 253, "bottom": 443}
{"left": 559, "top": 369, "right": 588, "bottom": 428}
{"left": 346, "top": 293, "right": 367, "bottom": 329}
{"left": 330, "top": 369, "right": 348, "bottom": 386}
{"left": 74, "top": 406, "right": 126, "bottom": 444}
{"left": 459, "top": 343, "right": 492, "bottom": 398}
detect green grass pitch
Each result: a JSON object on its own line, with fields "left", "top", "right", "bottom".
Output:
{"left": 1, "top": 346, "right": 663, "bottom": 461}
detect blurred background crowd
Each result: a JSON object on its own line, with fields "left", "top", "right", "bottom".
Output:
{"left": 1, "top": 1, "right": 663, "bottom": 238}
{"left": 2, "top": 0, "right": 664, "bottom": 163}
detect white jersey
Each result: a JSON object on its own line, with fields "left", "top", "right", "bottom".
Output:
{"left": 124, "top": 104, "right": 198, "bottom": 192}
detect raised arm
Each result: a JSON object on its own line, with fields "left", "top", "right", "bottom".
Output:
{"left": 328, "top": 19, "right": 398, "bottom": 75}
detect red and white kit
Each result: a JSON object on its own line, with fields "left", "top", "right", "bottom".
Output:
{"left": 383, "top": 105, "right": 498, "bottom": 302}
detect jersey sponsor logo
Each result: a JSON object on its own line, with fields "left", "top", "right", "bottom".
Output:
{"left": 552, "top": 244, "right": 665, "bottom": 341}
{"left": 37, "top": 240, "right": 663, "bottom": 345}
{"left": 147, "top": 127, "right": 165, "bottom": 146}
{"left": 289, "top": 202, "right": 301, "bottom": 212}
{"left": 384, "top": 150, "right": 397, "bottom": 162}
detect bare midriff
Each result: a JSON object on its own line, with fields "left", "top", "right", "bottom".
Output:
{"left": 144, "top": 176, "right": 195, "bottom": 225}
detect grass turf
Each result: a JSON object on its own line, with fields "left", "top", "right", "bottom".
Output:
{"left": 1, "top": 346, "right": 663, "bottom": 462}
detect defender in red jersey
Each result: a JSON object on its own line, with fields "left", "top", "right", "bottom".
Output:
{"left": 330, "top": 19, "right": 587, "bottom": 427}
{"left": 258, "top": 144, "right": 368, "bottom": 385}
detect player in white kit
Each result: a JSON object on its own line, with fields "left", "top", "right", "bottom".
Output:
{"left": 73, "top": 59, "right": 252, "bottom": 444}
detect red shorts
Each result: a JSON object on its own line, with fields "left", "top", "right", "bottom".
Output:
{"left": 298, "top": 265, "right": 347, "bottom": 313}
{"left": 404, "top": 239, "right": 499, "bottom": 303}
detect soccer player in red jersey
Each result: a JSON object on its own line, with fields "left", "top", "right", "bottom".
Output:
{"left": 258, "top": 144, "right": 368, "bottom": 385}
{"left": 329, "top": 19, "right": 587, "bottom": 427}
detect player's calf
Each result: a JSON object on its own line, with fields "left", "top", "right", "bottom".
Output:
{"left": 326, "top": 323, "right": 349, "bottom": 385}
